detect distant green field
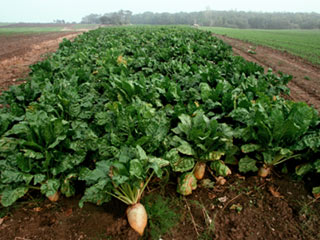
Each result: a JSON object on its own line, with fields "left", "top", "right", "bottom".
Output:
{"left": 0, "top": 24, "right": 99, "bottom": 35}
{"left": 202, "top": 27, "right": 320, "bottom": 65}
{"left": 0, "top": 27, "right": 68, "bottom": 36}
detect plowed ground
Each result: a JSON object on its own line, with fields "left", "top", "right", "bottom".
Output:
{"left": 0, "top": 32, "right": 80, "bottom": 92}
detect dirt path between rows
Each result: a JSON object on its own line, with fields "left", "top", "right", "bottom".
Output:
{"left": 0, "top": 32, "right": 81, "bottom": 92}
{"left": 214, "top": 34, "right": 320, "bottom": 112}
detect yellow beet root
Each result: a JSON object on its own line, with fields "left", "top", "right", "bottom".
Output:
{"left": 194, "top": 162, "right": 206, "bottom": 180}
{"left": 126, "top": 203, "right": 147, "bottom": 236}
{"left": 48, "top": 192, "right": 59, "bottom": 202}
{"left": 258, "top": 166, "right": 271, "bottom": 178}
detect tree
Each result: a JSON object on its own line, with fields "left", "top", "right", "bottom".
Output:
{"left": 54, "top": 19, "right": 65, "bottom": 24}
{"left": 81, "top": 14, "right": 101, "bottom": 24}
{"left": 82, "top": 11, "right": 320, "bottom": 29}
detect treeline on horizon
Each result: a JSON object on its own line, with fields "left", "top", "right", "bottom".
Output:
{"left": 81, "top": 10, "right": 320, "bottom": 29}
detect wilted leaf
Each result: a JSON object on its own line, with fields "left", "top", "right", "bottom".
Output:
{"left": 218, "top": 196, "right": 227, "bottom": 203}
{"left": 200, "top": 178, "right": 215, "bottom": 189}
{"left": 216, "top": 176, "right": 227, "bottom": 185}
{"left": 33, "top": 207, "right": 42, "bottom": 212}
{"left": 208, "top": 192, "right": 216, "bottom": 200}
{"left": 268, "top": 186, "right": 283, "bottom": 198}
{"left": 177, "top": 172, "right": 197, "bottom": 196}
{"left": 230, "top": 203, "right": 243, "bottom": 212}
{"left": 117, "top": 55, "right": 127, "bottom": 65}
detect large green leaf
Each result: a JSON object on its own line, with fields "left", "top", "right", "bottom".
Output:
{"left": 129, "top": 159, "right": 144, "bottom": 179}
{"left": 210, "top": 160, "right": 231, "bottom": 176}
{"left": 4, "top": 123, "right": 29, "bottom": 137}
{"left": 51, "top": 153, "right": 86, "bottom": 176}
{"left": 241, "top": 144, "right": 261, "bottom": 153}
{"left": 176, "top": 114, "right": 192, "bottom": 135}
{"left": 1, "top": 186, "right": 28, "bottom": 207}
{"left": 34, "top": 174, "right": 46, "bottom": 185}
{"left": 80, "top": 160, "right": 112, "bottom": 183}
{"left": 79, "top": 180, "right": 112, "bottom": 208}
{"left": 165, "top": 149, "right": 195, "bottom": 172}
{"left": 40, "top": 179, "right": 60, "bottom": 197}
{"left": 295, "top": 163, "right": 313, "bottom": 176}
{"left": 176, "top": 142, "right": 195, "bottom": 156}
{"left": 292, "top": 132, "right": 320, "bottom": 151}
{"left": 199, "top": 83, "right": 212, "bottom": 101}
{"left": 1, "top": 170, "right": 33, "bottom": 184}
{"left": 148, "top": 156, "right": 169, "bottom": 177}
{"left": 238, "top": 156, "right": 258, "bottom": 173}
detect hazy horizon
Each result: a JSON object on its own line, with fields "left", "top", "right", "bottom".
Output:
{"left": 1, "top": 0, "right": 320, "bottom": 23}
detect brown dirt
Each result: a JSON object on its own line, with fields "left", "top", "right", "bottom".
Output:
{"left": 0, "top": 195, "right": 139, "bottom": 240}
{"left": 0, "top": 32, "right": 81, "bottom": 92}
{"left": 184, "top": 174, "right": 320, "bottom": 240}
{"left": 214, "top": 34, "right": 320, "bottom": 112}
{"left": 0, "top": 23, "right": 78, "bottom": 28}
{"left": 1, "top": 173, "right": 319, "bottom": 240}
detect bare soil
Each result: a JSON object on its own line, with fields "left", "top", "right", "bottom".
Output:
{"left": 0, "top": 23, "right": 79, "bottom": 28}
{"left": 1, "top": 173, "right": 319, "bottom": 240}
{"left": 214, "top": 34, "right": 320, "bottom": 112}
{"left": 0, "top": 32, "right": 80, "bottom": 92}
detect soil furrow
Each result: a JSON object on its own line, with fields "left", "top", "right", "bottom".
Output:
{"left": 214, "top": 34, "right": 320, "bottom": 112}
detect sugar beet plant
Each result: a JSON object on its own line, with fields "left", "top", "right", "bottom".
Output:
{"left": 0, "top": 26, "right": 319, "bottom": 235}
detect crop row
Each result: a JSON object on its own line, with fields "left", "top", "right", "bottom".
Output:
{"left": 0, "top": 26, "right": 319, "bottom": 235}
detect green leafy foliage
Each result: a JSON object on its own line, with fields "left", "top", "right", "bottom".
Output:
{"left": 210, "top": 160, "right": 232, "bottom": 176}
{"left": 239, "top": 156, "right": 258, "bottom": 173}
{"left": 231, "top": 96, "right": 318, "bottom": 168}
{"left": 0, "top": 26, "right": 319, "bottom": 207}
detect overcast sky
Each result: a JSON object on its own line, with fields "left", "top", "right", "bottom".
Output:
{"left": 1, "top": 0, "right": 320, "bottom": 23}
